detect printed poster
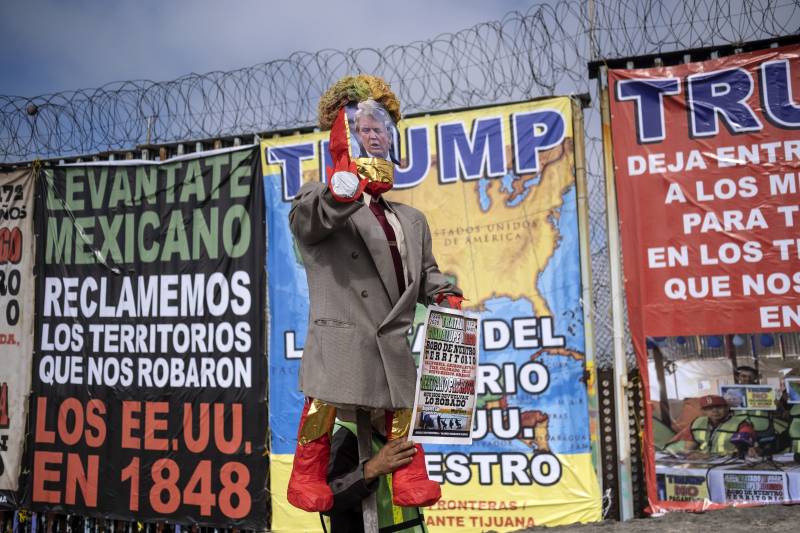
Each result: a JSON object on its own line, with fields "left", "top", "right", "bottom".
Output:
{"left": 410, "top": 306, "right": 479, "bottom": 445}
{"left": 22, "top": 148, "right": 268, "bottom": 527}
{"left": 0, "top": 169, "right": 36, "bottom": 507}
{"left": 723, "top": 472, "right": 787, "bottom": 504}
{"left": 719, "top": 385, "right": 777, "bottom": 411}
{"left": 609, "top": 44, "right": 800, "bottom": 512}
{"left": 263, "top": 97, "right": 600, "bottom": 532}
{"left": 663, "top": 474, "right": 709, "bottom": 502}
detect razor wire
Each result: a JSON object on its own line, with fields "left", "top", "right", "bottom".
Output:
{"left": 1, "top": 0, "right": 799, "bottom": 367}
{"left": 2, "top": 0, "right": 796, "bottom": 161}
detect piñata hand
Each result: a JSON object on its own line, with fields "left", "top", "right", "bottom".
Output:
{"left": 328, "top": 171, "right": 366, "bottom": 202}
{"left": 435, "top": 293, "right": 464, "bottom": 310}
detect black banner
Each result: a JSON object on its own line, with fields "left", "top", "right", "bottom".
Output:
{"left": 23, "top": 148, "right": 267, "bottom": 527}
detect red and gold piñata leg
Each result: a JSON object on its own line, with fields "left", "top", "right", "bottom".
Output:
{"left": 287, "top": 398, "right": 337, "bottom": 512}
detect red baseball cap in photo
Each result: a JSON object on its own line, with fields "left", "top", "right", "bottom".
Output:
{"left": 699, "top": 395, "right": 728, "bottom": 408}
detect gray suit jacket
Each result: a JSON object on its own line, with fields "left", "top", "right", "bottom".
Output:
{"left": 289, "top": 182, "right": 461, "bottom": 409}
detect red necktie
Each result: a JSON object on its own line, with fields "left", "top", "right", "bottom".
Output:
{"left": 368, "top": 198, "right": 406, "bottom": 296}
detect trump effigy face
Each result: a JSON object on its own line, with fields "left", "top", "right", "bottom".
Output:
{"left": 356, "top": 114, "right": 391, "bottom": 159}
{"left": 344, "top": 99, "right": 398, "bottom": 163}
{"left": 343, "top": 99, "right": 399, "bottom": 194}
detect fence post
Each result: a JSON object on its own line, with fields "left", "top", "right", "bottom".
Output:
{"left": 598, "top": 65, "right": 635, "bottom": 521}
{"left": 571, "top": 96, "right": 603, "bottom": 489}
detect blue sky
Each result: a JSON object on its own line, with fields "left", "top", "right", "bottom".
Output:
{"left": 0, "top": 0, "right": 528, "bottom": 97}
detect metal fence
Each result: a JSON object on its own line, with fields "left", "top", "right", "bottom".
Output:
{"left": 2, "top": 0, "right": 799, "bottom": 371}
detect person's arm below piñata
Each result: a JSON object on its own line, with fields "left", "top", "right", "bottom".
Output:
{"left": 325, "top": 429, "right": 379, "bottom": 513}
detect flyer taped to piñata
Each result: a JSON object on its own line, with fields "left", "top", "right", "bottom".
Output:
{"left": 409, "top": 305, "right": 480, "bottom": 445}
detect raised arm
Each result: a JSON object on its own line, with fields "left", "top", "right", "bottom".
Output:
{"left": 288, "top": 179, "right": 363, "bottom": 245}
{"left": 325, "top": 428, "right": 415, "bottom": 514}
{"left": 325, "top": 428, "right": 378, "bottom": 513}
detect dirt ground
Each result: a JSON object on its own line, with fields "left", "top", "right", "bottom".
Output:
{"left": 514, "top": 505, "right": 800, "bottom": 532}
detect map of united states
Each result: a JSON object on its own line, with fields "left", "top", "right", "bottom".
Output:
{"left": 389, "top": 139, "right": 575, "bottom": 317}
{"left": 392, "top": 136, "right": 585, "bottom": 453}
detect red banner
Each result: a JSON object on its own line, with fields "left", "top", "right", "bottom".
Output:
{"left": 609, "top": 44, "right": 800, "bottom": 512}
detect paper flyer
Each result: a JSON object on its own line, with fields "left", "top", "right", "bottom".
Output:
{"left": 409, "top": 305, "right": 480, "bottom": 445}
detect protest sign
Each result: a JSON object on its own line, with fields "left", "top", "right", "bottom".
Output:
{"left": 719, "top": 385, "right": 777, "bottom": 410}
{"left": 409, "top": 306, "right": 479, "bottom": 445}
{"left": 23, "top": 149, "right": 268, "bottom": 527}
{"left": 723, "top": 472, "right": 787, "bottom": 504}
{"left": 609, "top": 44, "right": 800, "bottom": 512}
{"left": 0, "top": 169, "right": 35, "bottom": 508}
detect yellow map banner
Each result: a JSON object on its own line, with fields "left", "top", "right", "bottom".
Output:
{"left": 262, "top": 97, "right": 600, "bottom": 532}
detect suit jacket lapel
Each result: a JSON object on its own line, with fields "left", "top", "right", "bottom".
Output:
{"left": 351, "top": 204, "right": 401, "bottom": 303}
{"left": 390, "top": 204, "right": 421, "bottom": 283}
{"left": 380, "top": 204, "right": 422, "bottom": 329}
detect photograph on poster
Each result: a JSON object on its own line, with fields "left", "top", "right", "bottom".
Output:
{"left": 647, "top": 332, "right": 800, "bottom": 505}
{"left": 344, "top": 101, "right": 399, "bottom": 162}
{"left": 720, "top": 384, "right": 777, "bottom": 411}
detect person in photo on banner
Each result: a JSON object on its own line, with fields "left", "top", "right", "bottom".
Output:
{"left": 731, "top": 364, "right": 789, "bottom": 453}
{"left": 674, "top": 395, "right": 760, "bottom": 457}
{"left": 286, "top": 74, "right": 464, "bottom": 515}
{"left": 734, "top": 365, "right": 759, "bottom": 386}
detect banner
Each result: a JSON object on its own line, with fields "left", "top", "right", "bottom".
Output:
{"left": 609, "top": 44, "right": 800, "bottom": 512}
{"left": 23, "top": 148, "right": 268, "bottom": 527}
{"left": 0, "top": 169, "right": 35, "bottom": 507}
{"left": 263, "top": 98, "right": 600, "bottom": 532}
